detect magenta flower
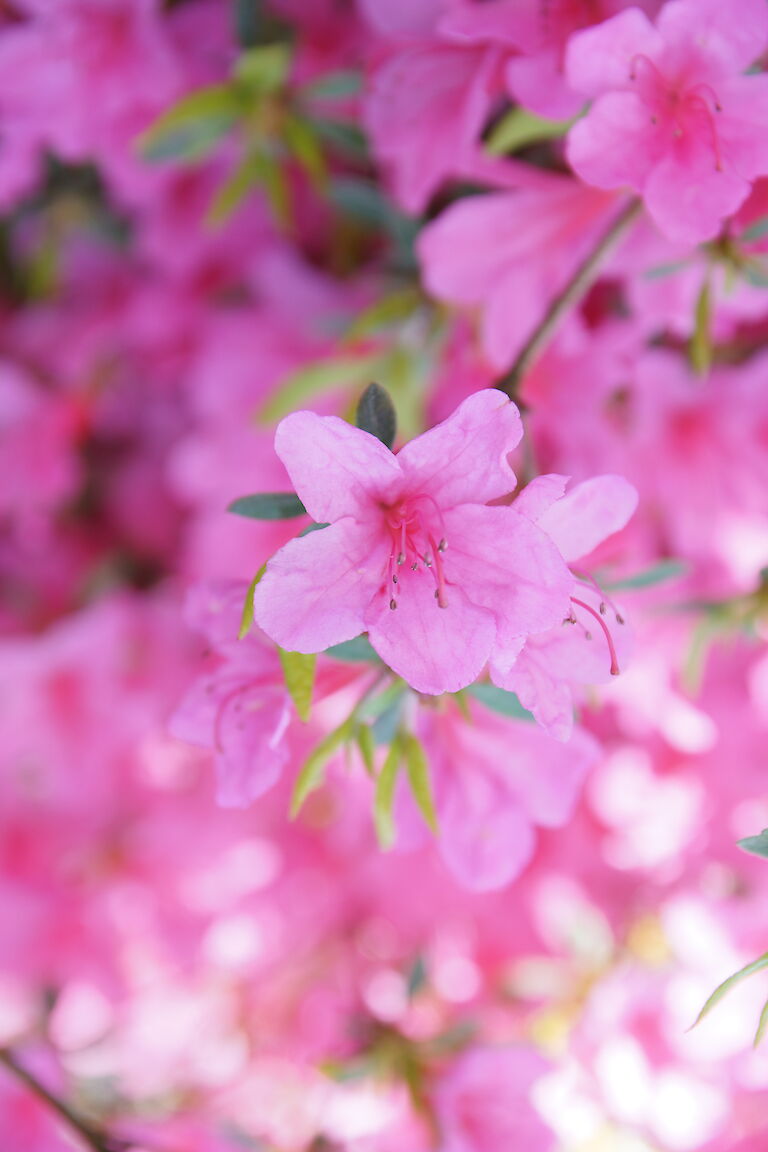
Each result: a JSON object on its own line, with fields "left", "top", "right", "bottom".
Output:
{"left": 252, "top": 391, "right": 573, "bottom": 695}
{"left": 565, "top": 0, "right": 768, "bottom": 243}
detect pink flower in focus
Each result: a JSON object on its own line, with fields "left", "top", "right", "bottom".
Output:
{"left": 434, "top": 1046, "right": 555, "bottom": 1152}
{"left": 566, "top": 0, "right": 768, "bottom": 243}
{"left": 252, "top": 391, "right": 573, "bottom": 695}
{"left": 170, "top": 584, "right": 292, "bottom": 808}
{"left": 492, "top": 473, "right": 638, "bottom": 741}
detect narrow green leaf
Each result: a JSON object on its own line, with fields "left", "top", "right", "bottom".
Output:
{"left": 357, "top": 681, "right": 406, "bottom": 722}
{"left": 228, "top": 492, "right": 306, "bottom": 520}
{"left": 299, "top": 521, "right": 329, "bottom": 536}
{"left": 250, "top": 150, "right": 292, "bottom": 228}
{"left": 406, "top": 955, "right": 428, "bottom": 999}
{"left": 604, "top": 560, "right": 688, "bottom": 591}
{"left": 138, "top": 86, "right": 240, "bottom": 162}
{"left": 279, "top": 649, "right": 316, "bottom": 722}
{"left": 755, "top": 997, "right": 768, "bottom": 1047}
{"left": 643, "top": 260, "right": 690, "bottom": 280}
{"left": 344, "top": 287, "right": 421, "bottom": 341}
{"left": 374, "top": 737, "right": 402, "bottom": 849}
{"left": 234, "top": 0, "right": 265, "bottom": 47}
{"left": 234, "top": 44, "right": 291, "bottom": 94}
{"left": 325, "top": 635, "right": 380, "bottom": 663}
{"left": 741, "top": 215, "right": 768, "bottom": 242}
{"left": 238, "top": 564, "right": 266, "bottom": 639}
{"left": 302, "top": 70, "right": 363, "bottom": 101}
{"left": 355, "top": 723, "right": 376, "bottom": 777}
{"left": 402, "top": 733, "right": 438, "bottom": 834}
{"left": 291, "top": 718, "right": 354, "bottom": 817}
{"left": 207, "top": 153, "right": 260, "bottom": 226}
{"left": 485, "top": 106, "right": 575, "bottom": 156}
{"left": 282, "top": 113, "right": 327, "bottom": 189}
{"left": 356, "top": 382, "right": 397, "bottom": 449}
{"left": 690, "top": 952, "right": 768, "bottom": 1030}
{"left": 738, "top": 829, "right": 768, "bottom": 859}
{"left": 467, "top": 683, "right": 534, "bottom": 722}
{"left": 690, "top": 278, "right": 712, "bottom": 375}
{"left": 259, "top": 352, "right": 384, "bottom": 423}
{"left": 311, "top": 118, "right": 368, "bottom": 159}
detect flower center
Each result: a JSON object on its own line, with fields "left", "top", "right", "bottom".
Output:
{"left": 629, "top": 55, "right": 724, "bottom": 170}
{"left": 380, "top": 493, "right": 449, "bottom": 611}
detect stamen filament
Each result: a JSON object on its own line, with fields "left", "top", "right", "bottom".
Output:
{"left": 571, "top": 596, "right": 621, "bottom": 675}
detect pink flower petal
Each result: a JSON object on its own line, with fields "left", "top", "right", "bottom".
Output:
{"left": 657, "top": 0, "right": 768, "bottom": 76}
{"left": 566, "top": 90, "right": 662, "bottom": 189}
{"left": 565, "top": 7, "right": 663, "bottom": 98}
{"left": 274, "top": 410, "right": 402, "bottom": 525}
{"left": 537, "top": 474, "right": 638, "bottom": 561}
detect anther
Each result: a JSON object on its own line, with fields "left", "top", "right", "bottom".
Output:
{"left": 438, "top": 538, "right": 448, "bottom": 552}
{"left": 411, "top": 562, "right": 418, "bottom": 571}
{"left": 389, "top": 598, "right": 397, "bottom": 610}
{"left": 392, "top": 574, "right": 398, "bottom": 584}
{"left": 397, "top": 553, "right": 405, "bottom": 565}
{"left": 616, "top": 612, "right": 625, "bottom": 625}
{"left": 599, "top": 602, "right": 607, "bottom": 615}
{"left": 424, "top": 556, "right": 432, "bottom": 568}
{"left": 585, "top": 631, "right": 592, "bottom": 641}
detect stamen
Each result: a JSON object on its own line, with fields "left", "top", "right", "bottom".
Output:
{"left": 438, "top": 538, "right": 448, "bottom": 552}
{"left": 571, "top": 596, "right": 620, "bottom": 675}
{"left": 389, "top": 598, "right": 397, "bottom": 610}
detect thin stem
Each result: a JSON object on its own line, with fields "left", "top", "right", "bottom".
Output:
{"left": 0, "top": 1047, "right": 127, "bottom": 1152}
{"left": 495, "top": 196, "right": 643, "bottom": 397}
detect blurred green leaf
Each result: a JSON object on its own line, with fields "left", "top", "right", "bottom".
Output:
{"left": 691, "top": 952, "right": 768, "bottom": 1030}
{"left": 406, "top": 955, "right": 428, "bottom": 998}
{"left": 402, "top": 733, "right": 438, "bottom": 834}
{"left": 279, "top": 649, "right": 316, "bottom": 722}
{"left": 644, "top": 260, "right": 691, "bottom": 279}
{"left": 355, "top": 723, "right": 376, "bottom": 777}
{"left": 234, "top": 0, "right": 265, "bottom": 48}
{"left": 207, "top": 153, "right": 261, "bottom": 225}
{"left": 755, "top": 997, "right": 768, "bottom": 1046}
{"left": 466, "top": 683, "right": 534, "bottom": 722}
{"left": 374, "top": 737, "right": 402, "bottom": 849}
{"left": 311, "top": 118, "right": 368, "bottom": 159}
{"left": 325, "top": 636, "right": 379, "bottom": 663}
{"left": 604, "top": 560, "right": 688, "bottom": 591}
{"left": 234, "top": 43, "right": 291, "bottom": 93}
{"left": 344, "top": 287, "right": 422, "bottom": 341}
{"left": 485, "top": 106, "right": 575, "bottom": 156}
{"left": 251, "top": 150, "right": 292, "bottom": 228}
{"left": 260, "top": 352, "right": 385, "bottom": 422}
{"left": 238, "top": 564, "right": 266, "bottom": 639}
{"left": 283, "top": 112, "right": 327, "bottom": 189}
{"left": 139, "top": 86, "right": 240, "bottom": 162}
{"left": 741, "top": 215, "right": 768, "bottom": 242}
{"left": 228, "top": 492, "right": 306, "bottom": 519}
{"left": 690, "top": 278, "right": 712, "bottom": 375}
{"left": 738, "top": 829, "right": 768, "bottom": 859}
{"left": 371, "top": 700, "right": 403, "bottom": 745}
{"left": 291, "top": 717, "right": 354, "bottom": 817}
{"left": 303, "top": 70, "right": 363, "bottom": 101}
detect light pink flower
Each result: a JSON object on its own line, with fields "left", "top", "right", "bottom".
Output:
{"left": 170, "top": 583, "right": 292, "bottom": 808}
{"left": 253, "top": 391, "right": 573, "bottom": 695}
{"left": 566, "top": 0, "right": 768, "bottom": 243}
{"left": 418, "top": 180, "right": 623, "bottom": 370}
{"left": 434, "top": 1046, "right": 555, "bottom": 1152}
{"left": 492, "top": 474, "right": 638, "bottom": 741}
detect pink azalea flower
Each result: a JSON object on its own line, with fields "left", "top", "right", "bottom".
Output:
{"left": 252, "top": 391, "right": 573, "bottom": 695}
{"left": 565, "top": 0, "right": 768, "bottom": 243}
{"left": 415, "top": 697, "right": 600, "bottom": 890}
{"left": 169, "top": 583, "right": 293, "bottom": 808}
{"left": 417, "top": 179, "right": 623, "bottom": 370}
{"left": 492, "top": 474, "right": 638, "bottom": 741}
{"left": 434, "top": 1046, "right": 555, "bottom": 1152}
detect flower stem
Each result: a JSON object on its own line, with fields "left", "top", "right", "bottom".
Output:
{"left": 0, "top": 1047, "right": 128, "bottom": 1152}
{"left": 495, "top": 196, "right": 643, "bottom": 397}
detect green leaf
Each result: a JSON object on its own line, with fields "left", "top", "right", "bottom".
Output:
{"left": 355, "top": 723, "right": 376, "bottom": 777}
{"left": 371, "top": 701, "right": 403, "bottom": 745}
{"left": 325, "top": 635, "right": 380, "bottom": 663}
{"left": 743, "top": 263, "right": 768, "bottom": 287}
{"left": 299, "top": 521, "right": 329, "bottom": 536}
{"left": 755, "top": 997, "right": 768, "bottom": 1047}
{"left": 259, "top": 352, "right": 384, "bottom": 422}
{"left": 690, "top": 278, "right": 712, "bottom": 375}
{"left": 283, "top": 113, "right": 327, "bottom": 189}
{"left": 234, "top": 44, "right": 291, "bottom": 94}
{"left": 374, "top": 737, "right": 402, "bottom": 849}
{"left": 485, "top": 106, "right": 575, "bottom": 156}
{"left": 691, "top": 952, "right": 768, "bottom": 1030}
{"left": 207, "top": 153, "right": 261, "bottom": 226}
{"left": 234, "top": 0, "right": 265, "bottom": 48}
{"left": 402, "top": 733, "right": 437, "bottom": 834}
{"left": 466, "top": 683, "right": 534, "bottom": 722}
{"left": 406, "top": 955, "right": 428, "bottom": 999}
{"left": 138, "top": 86, "right": 240, "bottom": 162}
{"left": 279, "top": 649, "right": 316, "bottom": 722}
{"left": 311, "top": 118, "right": 368, "bottom": 159}
{"left": 603, "top": 560, "right": 688, "bottom": 591}
{"left": 228, "top": 492, "right": 306, "bottom": 520}
{"left": 238, "top": 564, "right": 266, "bottom": 639}
{"left": 344, "top": 287, "right": 422, "bottom": 341}
{"left": 302, "top": 70, "right": 363, "bottom": 101}
{"left": 291, "top": 718, "right": 354, "bottom": 817}
{"left": 356, "top": 381, "right": 397, "bottom": 449}
{"left": 738, "top": 829, "right": 768, "bottom": 859}
{"left": 741, "top": 215, "right": 768, "bottom": 242}
{"left": 643, "top": 260, "right": 691, "bottom": 280}
{"left": 250, "top": 150, "right": 292, "bottom": 228}
{"left": 357, "top": 681, "right": 406, "bottom": 722}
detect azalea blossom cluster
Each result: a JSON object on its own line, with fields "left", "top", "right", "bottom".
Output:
{"left": 2, "top": 1, "right": 768, "bottom": 1151}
